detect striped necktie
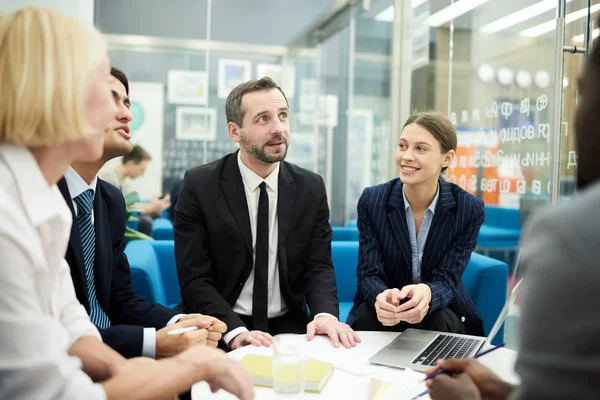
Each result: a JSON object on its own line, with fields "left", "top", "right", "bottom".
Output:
{"left": 74, "top": 189, "right": 111, "bottom": 329}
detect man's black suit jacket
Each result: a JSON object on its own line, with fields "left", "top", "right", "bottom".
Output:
{"left": 174, "top": 152, "right": 339, "bottom": 334}
{"left": 58, "top": 177, "right": 177, "bottom": 358}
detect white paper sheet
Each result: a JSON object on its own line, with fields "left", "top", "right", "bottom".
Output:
{"left": 378, "top": 369, "right": 430, "bottom": 400}
{"left": 288, "top": 335, "right": 388, "bottom": 376}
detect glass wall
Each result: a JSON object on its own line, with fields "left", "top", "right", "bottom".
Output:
{"left": 294, "top": 0, "right": 596, "bottom": 350}
{"left": 103, "top": 39, "right": 289, "bottom": 198}
{"left": 411, "top": 0, "right": 596, "bottom": 350}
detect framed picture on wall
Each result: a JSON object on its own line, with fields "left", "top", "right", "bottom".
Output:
{"left": 256, "top": 63, "right": 296, "bottom": 98}
{"left": 175, "top": 107, "right": 217, "bottom": 141}
{"left": 167, "top": 70, "right": 208, "bottom": 105}
{"left": 218, "top": 59, "right": 252, "bottom": 98}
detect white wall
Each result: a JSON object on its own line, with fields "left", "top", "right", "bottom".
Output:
{"left": 0, "top": 0, "right": 94, "bottom": 25}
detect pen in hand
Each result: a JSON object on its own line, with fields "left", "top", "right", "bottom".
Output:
{"left": 167, "top": 326, "right": 199, "bottom": 335}
{"left": 411, "top": 343, "right": 506, "bottom": 399}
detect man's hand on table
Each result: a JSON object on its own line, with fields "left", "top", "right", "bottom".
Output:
{"left": 306, "top": 315, "right": 361, "bottom": 348}
{"left": 229, "top": 331, "right": 274, "bottom": 350}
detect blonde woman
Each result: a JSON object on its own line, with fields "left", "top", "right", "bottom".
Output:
{"left": 0, "top": 7, "right": 253, "bottom": 400}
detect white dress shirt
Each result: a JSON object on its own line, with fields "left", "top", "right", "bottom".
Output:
{"left": 225, "top": 153, "right": 288, "bottom": 344}
{"left": 64, "top": 167, "right": 182, "bottom": 358}
{"left": 0, "top": 144, "right": 106, "bottom": 399}
{"left": 224, "top": 153, "right": 336, "bottom": 345}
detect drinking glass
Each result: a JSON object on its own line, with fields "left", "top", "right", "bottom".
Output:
{"left": 272, "top": 334, "right": 305, "bottom": 396}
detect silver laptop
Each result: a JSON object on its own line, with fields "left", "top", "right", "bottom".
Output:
{"left": 369, "top": 274, "right": 523, "bottom": 372}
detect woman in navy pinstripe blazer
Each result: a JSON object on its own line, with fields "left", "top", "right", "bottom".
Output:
{"left": 348, "top": 112, "right": 485, "bottom": 336}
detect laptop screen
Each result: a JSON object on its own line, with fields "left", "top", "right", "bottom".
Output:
{"left": 485, "top": 274, "right": 524, "bottom": 344}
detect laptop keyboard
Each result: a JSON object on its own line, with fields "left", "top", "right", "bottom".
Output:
{"left": 412, "top": 334, "right": 481, "bottom": 366}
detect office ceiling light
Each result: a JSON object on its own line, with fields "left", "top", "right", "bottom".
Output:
{"left": 480, "top": 0, "right": 574, "bottom": 34}
{"left": 374, "top": 5, "right": 394, "bottom": 21}
{"left": 573, "top": 27, "right": 600, "bottom": 42}
{"left": 520, "top": 4, "right": 600, "bottom": 37}
{"left": 374, "top": 0, "right": 429, "bottom": 22}
{"left": 425, "top": 0, "right": 492, "bottom": 27}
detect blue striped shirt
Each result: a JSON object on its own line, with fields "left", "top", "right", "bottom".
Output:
{"left": 403, "top": 184, "right": 439, "bottom": 283}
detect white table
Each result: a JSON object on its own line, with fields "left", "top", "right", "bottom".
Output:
{"left": 192, "top": 332, "right": 520, "bottom": 399}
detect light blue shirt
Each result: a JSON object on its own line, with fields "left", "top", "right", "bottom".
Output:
{"left": 403, "top": 184, "right": 439, "bottom": 284}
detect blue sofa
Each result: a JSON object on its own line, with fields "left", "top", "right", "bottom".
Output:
{"left": 332, "top": 227, "right": 359, "bottom": 241}
{"left": 151, "top": 217, "right": 174, "bottom": 240}
{"left": 477, "top": 206, "right": 521, "bottom": 251}
{"left": 124, "top": 240, "right": 181, "bottom": 309}
{"left": 126, "top": 240, "right": 507, "bottom": 344}
{"left": 331, "top": 241, "right": 507, "bottom": 344}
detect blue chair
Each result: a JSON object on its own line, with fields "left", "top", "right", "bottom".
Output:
{"left": 477, "top": 206, "right": 521, "bottom": 258}
{"left": 331, "top": 241, "right": 507, "bottom": 344}
{"left": 332, "top": 227, "right": 359, "bottom": 241}
{"left": 151, "top": 217, "right": 174, "bottom": 240}
{"left": 124, "top": 240, "right": 180, "bottom": 308}
{"left": 346, "top": 219, "right": 357, "bottom": 227}
{"left": 461, "top": 253, "right": 508, "bottom": 344}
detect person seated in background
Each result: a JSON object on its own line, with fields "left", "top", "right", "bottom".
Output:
{"left": 168, "top": 162, "right": 203, "bottom": 221}
{"left": 174, "top": 77, "right": 360, "bottom": 350}
{"left": 100, "top": 144, "right": 170, "bottom": 234}
{"left": 425, "top": 18, "right": 600, "bottom": 400}
{"left": 348, "top": 112, "right": 485, "bottom": 336}
{"left": 0, "top": 7, "right": 253, "bottom": 400}
{"left": 59, "top": 66, "right": 227, "bottom": 359}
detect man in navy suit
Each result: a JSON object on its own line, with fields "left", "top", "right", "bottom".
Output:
{"left": 59, "top": 67, "right": 226, "bottom": 358}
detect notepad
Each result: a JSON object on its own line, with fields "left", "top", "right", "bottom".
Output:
{"left": 370, "top": 378, "right": 392, "bottom": 400}
{"left": 239, "top": 354, "right": 334, "bottom": 393}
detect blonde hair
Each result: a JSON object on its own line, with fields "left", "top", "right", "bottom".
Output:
{"left": 0, "top": 7, "right": 107, "bottom": 146}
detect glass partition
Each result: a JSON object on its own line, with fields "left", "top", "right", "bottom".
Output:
{"left": 346, "top": 0, "right": 394, "bottom": 222}
{"left": 402, "top": 0, "right": 596, "bottom": 350}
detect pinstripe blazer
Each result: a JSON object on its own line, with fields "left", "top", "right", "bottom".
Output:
{"left": 347, "top": 178, "right": 485, "bottom": 335}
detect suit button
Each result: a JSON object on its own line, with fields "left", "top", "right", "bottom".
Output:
{"left": 461, "top": 316, "right": 466, "bottom": 322}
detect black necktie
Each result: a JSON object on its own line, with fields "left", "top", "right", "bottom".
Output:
{"left": 252, "top": 182, "right": 269, "bottom": 331}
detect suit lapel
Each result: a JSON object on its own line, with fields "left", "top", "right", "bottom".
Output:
{"left": 93, "top": 182, "right": 113, "bottom": 308}
{"left": 387, "top": 181, "right": 412, "bottom": 267}
{"left": 277, "top": 163, "right": 295, "bottom": 246}
{"left": 57, "top": 178, "right": 90, "bottom": 310}
{"left": 421, "top": 180, "right": 456, "bottom": 272}
{"left": 221, "top": 153, "right": 253, "bottom": 254}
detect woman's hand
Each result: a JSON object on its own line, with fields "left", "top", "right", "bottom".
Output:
{"left": 374, "top": 288, "right": 403, "bottom": 326}
{"left": 395, "top": 283, "right": 431, "bottom": 324}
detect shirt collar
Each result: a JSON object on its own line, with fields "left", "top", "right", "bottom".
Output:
{"left": 237, "top": 151, "right": 280, "bottom": 192}
{"left": 402, "top": 183, "right": 440, "bottom": 214}
{"left": 0, "top": 144, "right": 71, "bottom": 227}
{"left": 64, "top": 166, "right": 97, "bottom": 200}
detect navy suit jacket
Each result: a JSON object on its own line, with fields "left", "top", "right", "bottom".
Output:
{"left": 348, "top": 178, "right": 485, "bottom": 335}
{"left": 58, "top": 178, "right": 177, "bottom": 358}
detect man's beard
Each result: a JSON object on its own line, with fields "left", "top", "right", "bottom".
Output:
{"left": 241, "top": 134, "right": 288, "bottom": 164}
